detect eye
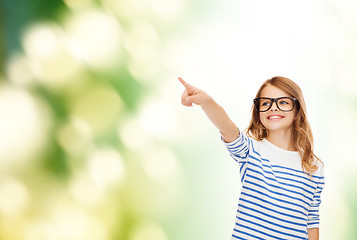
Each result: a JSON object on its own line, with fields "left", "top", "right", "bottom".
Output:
{"left": 279, "top": 98, "right": 293, "bottom": 105}
{"left": 280, "top": 101, "right": 289, "bottom": 105}
{"left": 260, "top": 100, "right": 271, "bottom": 106}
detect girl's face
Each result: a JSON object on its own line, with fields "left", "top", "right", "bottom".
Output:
{"left": 258, "top": 85, "right": 297, "bottom": 134}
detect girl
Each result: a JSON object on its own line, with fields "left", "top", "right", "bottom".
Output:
{"left": 179, "top": 76, "right": 324, "bottom": 240}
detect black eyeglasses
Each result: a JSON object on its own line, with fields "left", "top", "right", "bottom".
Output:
{"left": 253, "top": 97, "right": 298, "bottom": 112}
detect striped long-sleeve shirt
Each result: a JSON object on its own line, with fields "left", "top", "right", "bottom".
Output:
{"left": 222, "top": 131, "right": 324, "bottom": 240}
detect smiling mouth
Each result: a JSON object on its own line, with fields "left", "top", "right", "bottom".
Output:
{"left": 268, "top": 116, "right": 284, "bottom": 120}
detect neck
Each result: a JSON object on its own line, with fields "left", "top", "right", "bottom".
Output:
{"left": 266, "top": 129, "right": 296, "bottom": 151}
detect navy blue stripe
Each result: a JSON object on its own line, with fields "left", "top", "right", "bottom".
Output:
{"left": 247, "top": 174, "right": 311, "bottom": 206}
{"left": 247, "top": 168, "right": 314, "bottom": 195}
{"left": 234, "top": 222, "right": 286, "bottom": 240}
{"left": 246, "top": 156, "right": 315, "bottom": 188}
{"left": 245, "top": 136, "right": 251, "bottom": 147}
{"left": 225, "top": 136, "right": 243, "bottom": 147}
{"left": 239, "top": 198, "right": 307, "bottom": 221}
{"left": 225, "top": 139, "right": 238, "bottom": 147}
{"left": 231, "top": 154, "right": 246, "bottom": 160}
{"left": 244, "top": 179, "right": 310, "bottom": 211}
{"left": 249, "top": 161, "right": 277, "bottom": 177}
{"left": 248, "top": 161, "right": 316, "bottom": 190}
{"left": 228, "top": 135, "right": 323, "bottom": 180}
{"left": 275, "top": 174, "right": 316, "bottom": 189}
{"left": 249, "top": 154, "right": 272, "bottom": 167}
{"left": 308, "top": 221, "right": 319, "bottom": 225}
{"left": 231, "top": 234, "right": 247, "bottom": 240}
{"left": 239, "top": 145, "right": 249, "bottom": 157}
{"left": 250, "top": 141, "right": 270, "bottom": 163}
{"left": 239, "top": 162, "right": 247, "bottom": 174}
{"left": 236, "top": 216, "right": 307, "bottom": 240}
{"left": 241, "top": 189, "right": 307, "bottom": 217}
{"left": 238, "top": 210, "right": 307, "bottom": 234}
{"left": 274, "top": 170, "right": 318, "bottom": 185}
{"left": 246, "top": 169, "right": 314, "bottom": 198}
{"left": 228, "top": 143, "right": 249, "bottom": 159}
{"left": 272, "top": 165, "right": 324, "bottom": 179}
{"left": 250, "top": 150, "right": 270, "bottom": 164}
{"left": 232, "top": 152, "right": 249, "bottom": 160}
{"left": 238, "top": 203, "right": 307, "bottom": 227}
{"left": 227, "top": 141, "right": 246, "bottom": 150}
{"left": 239, "top": 162, "right": 248, "bottom": 182}
{"left": 233, "top": 229, "right": 265, "bottom": 240}
{"left": 241, "top": 164, "right": 249, "bottom": 183}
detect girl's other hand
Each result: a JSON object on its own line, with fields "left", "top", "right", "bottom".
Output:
{"left": 178, "top": 77, "right": 211, "bottom": 107}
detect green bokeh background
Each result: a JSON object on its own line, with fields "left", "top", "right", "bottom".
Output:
{"left": 1, "top": 0, "right": 357, "bottom": 239}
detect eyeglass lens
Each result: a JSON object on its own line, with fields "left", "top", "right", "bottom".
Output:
{"left": 257, "top": 97, "right": 294, "bottom": 112}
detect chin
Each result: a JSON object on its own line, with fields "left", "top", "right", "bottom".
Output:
{"left": 267, "top": 125, "right": 293, "bottom": 133}
{"left": 262, "top": 123, "right": 290, "bottom": 132}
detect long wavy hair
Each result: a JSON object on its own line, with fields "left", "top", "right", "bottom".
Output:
{"left": 246, "top": 76, "right": 321, "bottom": 175}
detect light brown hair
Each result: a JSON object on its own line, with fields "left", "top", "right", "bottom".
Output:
{"left": 246, "top": 76, "right": 322, "bottom": 175}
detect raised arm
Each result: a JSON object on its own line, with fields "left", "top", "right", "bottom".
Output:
{"left": 178, "top": 77, "right": 239, "bottom": 142}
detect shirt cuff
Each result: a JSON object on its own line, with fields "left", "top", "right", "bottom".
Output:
{"left": 220, "top": 130, "right": 242, "bottom": 146}
{"left": 307, "top": 222, "right": 319, "bottom": 229}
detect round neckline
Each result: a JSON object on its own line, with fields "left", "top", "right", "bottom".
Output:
{"left": 261, "top": 138, "right": 299, "bottom": 155}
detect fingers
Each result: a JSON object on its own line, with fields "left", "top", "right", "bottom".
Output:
{"left": 179, "top": 77, "right": 203, "bottom": 107}
{"left": 178, "top": 77, "right": 193, "bottom": 91}
{"left": 181, "top": 89, "right": 189, "bottom": 99}
{"left": 181, "top": 90, "right": 193, "bottom": 107}
{"left": 181, "top": 92, "right": 201, "bottom": 107}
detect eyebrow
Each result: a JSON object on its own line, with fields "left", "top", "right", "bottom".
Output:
{"left": 258, "top": 96, "right": 291, "bottom": 98}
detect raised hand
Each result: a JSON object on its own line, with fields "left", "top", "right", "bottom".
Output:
{"left": 178, "top": 77, "right": 211, "bottom": 107}
{"left": 178, "top": 76, "right": 239, "bottom": 142}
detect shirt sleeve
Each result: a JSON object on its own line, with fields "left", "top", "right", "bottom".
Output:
{"left": 221, "top": 130, "right": 251, "bottom": 163}
{"left": 307, "top": 165, "right": 325, "bottom": 229}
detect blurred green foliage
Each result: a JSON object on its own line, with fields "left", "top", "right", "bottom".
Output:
{"left": 0, "top": 0, "right": 184, "bottom": 239}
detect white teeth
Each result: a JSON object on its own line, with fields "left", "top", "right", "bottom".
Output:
{"left": 268, "top": 116, "right": 282, "bottom": 119}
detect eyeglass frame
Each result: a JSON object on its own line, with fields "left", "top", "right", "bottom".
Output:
{"left": 253, "top": 97, "right": 298, "bottom": 112}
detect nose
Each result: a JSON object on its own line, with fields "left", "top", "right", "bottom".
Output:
{"left": 270, "top": 101, "right": 278, "bottom": 111}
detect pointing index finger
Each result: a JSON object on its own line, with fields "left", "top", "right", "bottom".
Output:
{"left": 178, "top": 77, "right": 192, "bottom": 90}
